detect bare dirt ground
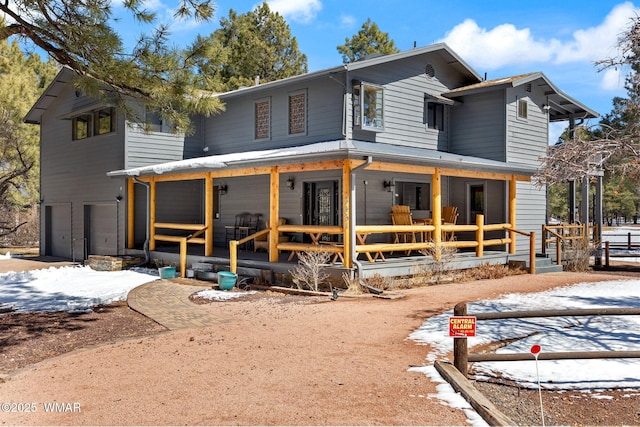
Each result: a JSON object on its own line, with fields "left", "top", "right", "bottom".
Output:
{"left": 0, "top": 257, "right": 639, "bottom": 426}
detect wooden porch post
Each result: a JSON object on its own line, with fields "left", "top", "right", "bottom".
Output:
{"left": 269, "top": 167, "right": 280, "bottom": 262}
{"left": 205, "top": 174, "right": 213, "bottom": 256}
{"left": 432, "top": 168, "right": 442, "bottom": 253}
{"left": 149, "top": 178, "right": 157, "bottom": 251}
{"left": 127, "top": 178, "right": 135, "bottom": 249}
{"left": 509, "top": 175, "right": 517, "bottom": 254}
{"left": 342, "top": 160, "right": 352, "bottom": 268}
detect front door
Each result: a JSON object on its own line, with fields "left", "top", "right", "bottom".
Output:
{"left": 303, "top": 180, "right": 339, "bottom": 242}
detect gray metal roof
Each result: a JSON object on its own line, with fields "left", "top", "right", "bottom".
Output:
{"left": 444, "top": 72, "right": 599, "bottom": 121}
{"left": 107, "top": 140, "right": 537, "bottom": 178}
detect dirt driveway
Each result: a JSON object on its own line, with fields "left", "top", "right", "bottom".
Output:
{"left": 1, "top": 259, "right": 635, "bottom": 426}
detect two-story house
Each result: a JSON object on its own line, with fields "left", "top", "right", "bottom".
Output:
{"left": 25, "top": 43, "right": 597, "bottom": 278}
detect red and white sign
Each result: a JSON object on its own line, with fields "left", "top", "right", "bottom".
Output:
{"left": 449, "top": 316, "right": 477, "bottom": 337}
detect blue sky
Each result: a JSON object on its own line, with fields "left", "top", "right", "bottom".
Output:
{"left": 12, "top": 0, "right": 634, "bottom": 141}
{"left": 115, "top": 0, "right": 639, "bottom": 141}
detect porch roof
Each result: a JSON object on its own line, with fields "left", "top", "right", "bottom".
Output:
{"left": 107, "top": 140, "right": 537, "bottom": 178}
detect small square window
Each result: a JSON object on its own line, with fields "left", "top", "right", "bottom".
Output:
{"left": 288, "top": 92, "right": 306, "bottom": 135}
{"left": 518, "top": 99, "right": 528, "bottom": 119}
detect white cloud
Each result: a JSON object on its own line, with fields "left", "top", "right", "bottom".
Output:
{"left": 339, "top": 14, "right": 356, "bottom": 29}
{"left": 439, "top": 2, "right": 640, "bottom": 71}
{"left": 601, "top": 67, "right": 625, "bottom": 91}
{"left": 554, "top": 2, "right": 640, "bottom": 63}
{"left": 267, "top": 0, "right": 322, "bottom": 24}
{"left": 439, "top": 19, "right": 555, "bottom": 69}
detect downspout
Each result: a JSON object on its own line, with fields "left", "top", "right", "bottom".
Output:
{"left": 132, "top": 177, "right": 151, "bottom": 266}
{"left": 350, "top": 156, "right": 372, "bottom": 284}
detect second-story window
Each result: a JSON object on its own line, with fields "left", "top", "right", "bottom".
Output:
{"left": 426, "top": 101, "right": 444, "bottom": 130}
{"left": 353, "top": 82, "right": 384, "bottom": 131}
{"left": 95, "top": 107, "right": 115, "bottom": 135}
{"left": 71, "top": 107, "right": 116, "bottom": 140}
{"left": 288, "top": 91, "right": 306, "bottom": 135}
{"left": 72, "top": 114, "right": 92, "bottom": 140}
{"left": 255, "top": 99, "right": 271, "bottom": 140}
{"left": 518, "top": 99, "right": 528, "bottom": 119}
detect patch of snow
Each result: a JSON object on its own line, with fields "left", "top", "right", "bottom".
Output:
{"left": 196, "top": 289, "right": 256, "bottom": 301}
{"left": 0, "top": 265, "right": 156, "bottom": 313}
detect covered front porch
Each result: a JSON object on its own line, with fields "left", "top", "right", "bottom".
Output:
{"left": 109, "top": 141, "right": 541, "bottom": 280}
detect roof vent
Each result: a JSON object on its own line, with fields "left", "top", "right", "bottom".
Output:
{"left": 425, "top": 64, "right": 435, "bottom": 78}
{"left": 525, "top": 83, "right": 532, "bottom": 92}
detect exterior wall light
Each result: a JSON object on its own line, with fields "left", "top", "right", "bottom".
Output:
{"left": 383, "top": 180, "right": 395, "bottom": 193}
{"left": 286, "top": 177, "right": 295, "bottom": 190}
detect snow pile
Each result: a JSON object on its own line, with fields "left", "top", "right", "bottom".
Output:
{"left": 196, "top": 289, "right": 256, "bottom": 301}
{"left": 0, "top": 265, "right": 155, "bottom": 313}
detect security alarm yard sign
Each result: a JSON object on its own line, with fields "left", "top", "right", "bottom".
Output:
{"left": 449, "top": 316, "right": 477, "bottom": 337}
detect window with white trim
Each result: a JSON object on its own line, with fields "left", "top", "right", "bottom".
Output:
{"left": 353, "top": 82, "right": 384, "bottom": 131}
{"left": 518, "top": 99, "right": 528, "bottom": 119}
{"left": 426, "top": 100, "right": 444, "bottom": 130}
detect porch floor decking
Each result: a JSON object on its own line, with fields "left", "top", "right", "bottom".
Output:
{"left": 125, "top": 243, "right": 539, "bottom": 280}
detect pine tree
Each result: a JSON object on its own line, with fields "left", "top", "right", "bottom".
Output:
{"left": 0, "top": 0, "right": 224, "bottom": 133}
{"left": 0, "top": 32, "right": 57, "bottom": 239}
{"left": 337, "top": 19, "right": 399, "bottom": 64}
{"left": 203, "top": 2, "right": 308, "bottom": 91}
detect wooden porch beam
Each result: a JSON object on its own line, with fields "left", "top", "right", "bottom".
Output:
{"left": 277, "top": 159, "right": 346, "bottom": 173}
{"left": 149, "top": 178, "right": 157, "bottom": 251}
{"left": 269, "top": 167, "right": 280, "bottom": 262}
{"left": 342, "top": 159, "right": 352, "bottom": 268}
{"left": 366, "top": 161, "right": 436, "bottom": 175}
{"left": 432, "top": 168, "right": 442, "bottom": 251}
{"left": 205, "top": 175, "right": 213, "bottom": 256}
{"left": 509, "top": 175, "right": 517, "bottom": 254}
{"left": 439, "top": 168, "right": 530, "bottom": 181}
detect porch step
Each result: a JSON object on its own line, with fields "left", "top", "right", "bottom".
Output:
{"left": 532, "top": 254, "right": 563, "bottom": 274}
{"left": 508, "top": 254, "right": 563, "bottom": 274}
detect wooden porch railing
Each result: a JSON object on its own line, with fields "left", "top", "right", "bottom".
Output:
{"left": 542, "top": 223, "right": 588, "bottom": 267}
{"left": 227, "top": 216, "right": 537, "bottom": 274}
{"left": 153, "top": 222, "right": 208, "bottom": 278}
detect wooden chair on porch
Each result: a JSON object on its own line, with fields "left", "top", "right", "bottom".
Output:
{"left": 441, "top": 206, "right": 459, "bottom": 241}
{"left": 390, "top": 205, "right": 417, "bottom": 254}
{"left": 254, "top": 218, "right": 289, "bottom": 252}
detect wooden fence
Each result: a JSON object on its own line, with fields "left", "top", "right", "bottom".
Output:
{"left": 452, "top": 302, "right": 640, "bottom": 377}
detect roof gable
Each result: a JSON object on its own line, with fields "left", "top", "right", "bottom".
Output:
{"left": 444, "top": 72, "right": 598, "bottom": 121}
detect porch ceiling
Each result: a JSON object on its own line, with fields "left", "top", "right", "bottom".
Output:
{"left": 107, "top": 140, "right": 537, "bottom": 179}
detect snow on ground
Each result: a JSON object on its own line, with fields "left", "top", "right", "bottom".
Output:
{"left": 410, "top": 279, "right": 640, "bottom": 389}
{"left": 409, "top": 279, "right": 640, "bottom": 426}
{"left": 0, "top": 265, "right": 156, "bottom": 313}
{"left": 195, "top": 289, "right": 256, "bottom": 301}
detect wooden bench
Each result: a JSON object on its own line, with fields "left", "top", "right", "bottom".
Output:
{"left": 278, "top": 242, "right": 344, "bottom": 263}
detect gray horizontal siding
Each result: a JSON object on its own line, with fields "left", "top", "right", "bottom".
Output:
{"left": 204, "top": 78, "right": 344, "bottom": 154}
{"left": 449, "top": 91, "right": 506, "bottom": 161}
{"left": 506, "top": 87, "right": 548, "bottom": 166}
{"left": 39, "top": 86, "right": 127, "bottom": 259}
{"left": 125, "top": 116, "right": 204, "bottom": 168}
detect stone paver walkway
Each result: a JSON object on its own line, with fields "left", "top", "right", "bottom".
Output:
{"left": 127, "top": 280, "right": 231, "bottom": 330}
